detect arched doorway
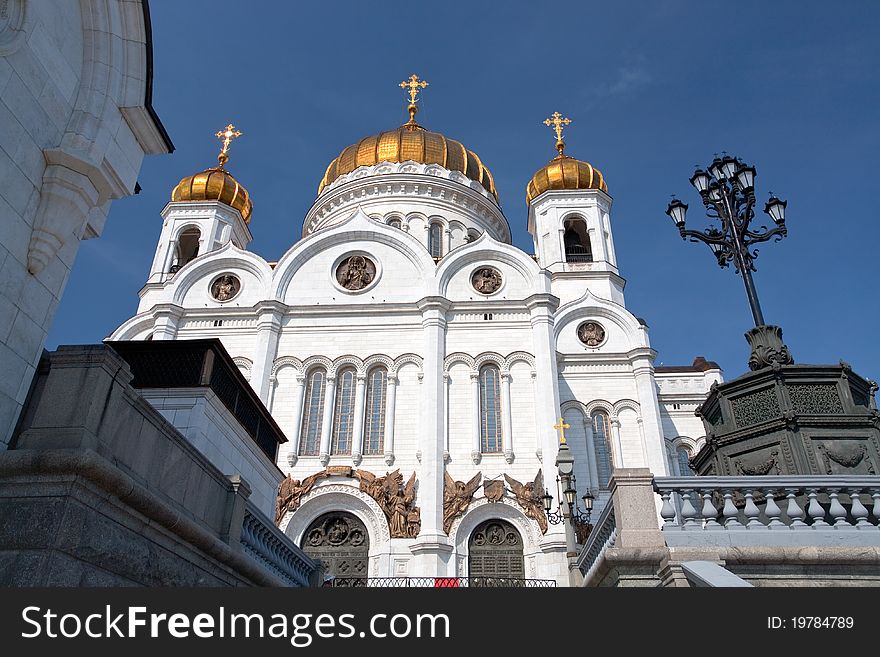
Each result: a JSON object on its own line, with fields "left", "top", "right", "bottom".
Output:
{"left": 468, "top": 519, "right": 524, "bottom": 583}
{"left": 301, "top": 511, "right": 369, "bottom": 583}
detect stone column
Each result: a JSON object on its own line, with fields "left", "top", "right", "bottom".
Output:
{"left": 470, "top": 372, "right": 482, "bottom": 464}
{"left": 410, "top": 297, "right": 453, "bottom": 576}
{"left": 444, "top": 227, "right": 452, "bottom": 254}
{"left": 383, "top": 373, "right": 397, "bottom": 466}
{"left": 319, "top": 375, "right": 337, "bottom": 466}
{"left": 250, "top": 301, "right": 285, "bottom": 403}
{"left": 351, "top": 374, "right": 367, "bottom": 465}
{"left": 501, "top": 371, "right": 514, "bottom": 463}
{"left": 583, "top": 417, "right": 599, "bottom": 490}
{"left": 524, "top": 288, "right": 567, "bottom": 581}
{"left": 610, "top": 417, "right": 624, "bottom": 468}
{"left": 152, "top": 304, "right": 184, "bottom": 340}
{"left": 631, "top": 350, "right": 670, "bottom": 475}
{"left": 443, "top": 373, "right": 450, "bottom": 461}
{"left": 286, "top": 373, "right": 306, "bottom": 466}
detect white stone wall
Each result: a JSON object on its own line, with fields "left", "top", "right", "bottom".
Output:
{"left": 0, "top": 0, "right": 170, "bottom": 446}
{"left": 110, "top": 166, "right": 720, "bottom": 583}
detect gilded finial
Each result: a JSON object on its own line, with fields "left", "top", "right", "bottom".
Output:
{"left": 553, "top": 418, "right": 571, "bottom": 444}
{"left": 543, "top": 111, "right": 572, "bottom": 157}
{"left": 214, "top": 123, "right": 242, "bottom": 168}
{"left": 399, "top": 74, "right": 428, "bottom": 128}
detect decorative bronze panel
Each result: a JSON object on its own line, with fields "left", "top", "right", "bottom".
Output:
{"left": 788, "top": 384, "right": 844, "bottom": 415}
{"left": 301, "top": 512, "right": 369, "bottom": 581}
{"left": 468, "top": 519, "right": 524, "bottom": 580}
{"left": 730, "top": 387, "right": 780, "bottom": 428}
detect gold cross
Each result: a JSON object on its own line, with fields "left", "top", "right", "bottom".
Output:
{"left": 543, "top": 111, "right": 572, "bottom": 156}
{"left": 399, "top": 74, "right": 428, "bottom": 125}
{"left": 214, "top": 123, "right": 242, "bottom": 167}
{"left": 553, "top": 418, "right": 571, "bottom": 444}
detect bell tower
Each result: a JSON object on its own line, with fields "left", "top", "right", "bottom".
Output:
{"left": 147, "top": 124, "right": 253, "bottom": 284}
{"left": 526, "top": 112, "right": 623, "bottom": 303}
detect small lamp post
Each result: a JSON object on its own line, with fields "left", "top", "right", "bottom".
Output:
{"left": 665, "top": 155, "right": 792, "bottom": 370}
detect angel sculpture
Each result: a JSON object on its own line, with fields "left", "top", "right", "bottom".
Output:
{"left": 443, "top": 471, "right": 482, "bottom": 534}
{"left": 274, "top": 471, "right": 325, "bottom": 526}
{"left": 504, "top": 469, "right": 548, "bottom": 534}
{"left": 354, "top": 468, "right": 418, "bottom": 538}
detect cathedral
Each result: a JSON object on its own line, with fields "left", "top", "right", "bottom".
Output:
{"left": 108, "top": 76, "right": 720, "bottom": 584}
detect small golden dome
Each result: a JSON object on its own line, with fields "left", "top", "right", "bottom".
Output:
{"left": 318, "top": 124, "right": 498, "bottom": 202}
{"left": 171, "top": 167, "right": 253, "bottom": 223}
{"left": 526, "top": 154, "right": 608, "bottom": 205}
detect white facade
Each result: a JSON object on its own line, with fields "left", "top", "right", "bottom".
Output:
{"left": 111, "top": 150, "right": 720, "bottom": 585}
{"left": 0, "top": 0, "right": 171, "bottom": 446}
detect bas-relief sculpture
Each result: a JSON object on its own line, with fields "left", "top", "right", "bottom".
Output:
{"left": 211, "top": 273, "right": 240, "bottom": 301}
{"left": 336, "top": 255, "right": 376, "bottom": 291}
{"left": 443, "top": 471, "right": 481, "bottom": 534}
{"left": 504, "top": 470, "right": 548, "bottom": 534}
{"left": 353, "top": 468, "right": 419, "bottom": 538}
{"left": 577, "top": 321, "right": 605, "bottom": 347}
{"left": 471, "top": 267, "right": 502, "bottom": 294}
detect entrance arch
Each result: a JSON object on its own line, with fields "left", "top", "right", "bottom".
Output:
{"left": 468, "top": 519, "right": 525, "bottom": 581}
{"left": 301, "top": 511, "right": 369, "bottom": 582}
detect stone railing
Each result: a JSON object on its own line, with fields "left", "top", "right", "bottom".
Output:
{"left": 575, "top": 501, "right": 617, "bottom": 580}
{"left": 654, "top": 476, "right": 880, "bottom": 547}
{"left": 240, "top": 502, "right": 320, "bottom": 587}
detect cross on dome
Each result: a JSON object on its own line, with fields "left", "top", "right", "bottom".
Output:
{"left": 399, "top": 74, "right": 428, "bottom": 126}
{"left": 543, "top": 111, "right": 572, "bottom": 157}
{"left": 214, "top": 123, "right": 242, "bottom": 168}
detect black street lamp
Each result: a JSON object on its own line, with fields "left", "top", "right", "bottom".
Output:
{"left": 543, "top": 474, "right": 594, "bottom": 526}
{"left": 665, "top": 155, "right": 793, "bottom": 370}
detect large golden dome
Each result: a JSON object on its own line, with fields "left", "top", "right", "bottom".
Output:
{"left": 318, "top": 123, "right": 498, "bottom": 202}
{"left": 171, "top": 167, "right": 253, "bottom": 223}
{"left": 526, "top": 154, "right": 607, "bottom": 205}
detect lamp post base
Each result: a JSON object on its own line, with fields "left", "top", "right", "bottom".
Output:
{"left": 745, "top": 324, "right": 793, "bottom": 371}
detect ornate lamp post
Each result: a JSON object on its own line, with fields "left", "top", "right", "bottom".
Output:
{"left": 665, "top": 155, "right": 792, "bottom": 370}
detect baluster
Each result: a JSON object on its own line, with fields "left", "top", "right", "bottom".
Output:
{"left": 872, "top": 492, "right": 880, "bottom": 527}
{"left": 743, "top": 490, "right": 763, "bottom": 529}
{"left": 827, "top": 488, "right": 851, "bottom": 529}
{"left": 721, "top": 489, "right": 742, "bottom": 529}
{"left": 659, "top": 490, "right": 677, "bottom": 528}
{"left": 701, "top": 491, "right": 720, "bottom": 529}
{"left": 764, "top": 490, "right": 784, "bottom": 528}
{"left": 806, "top": 489, "right": 828, "bottom": 527}
{"left": 681, "top": 489, "right": 698, "bottom": 529}
{"left": 784, "top": 489, "right": 806, "bottom": 528}
{"left": 849, "top": 489, "right": 870, "bottom": 529}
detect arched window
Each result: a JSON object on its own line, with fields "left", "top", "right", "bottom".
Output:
{"left": 331, "top": 368, "right": 356, "bottom": 455}
{"left": 479, "top": 364, "right": 502, "bottom": 453}
{"left": 299, "top": 368, "right": 326, "bottom": 456}
{"left": 363, "top": 367, "right": 387, "bottom": 455}
{"left": 676, "top": 445, "right": 693, "bottom": 476}
{"left": 563, "top": 219, "right": 592, "bottom": 263}
{"left": 466, "top": 229, "right": 480, "bottom": 243}
{"left": 429, "top": 222, "right": 443, "bottom": 258}
{"left": 591, "top": 411, "right": 612, "bottom": 488}
{"left": 171, "top": 227, "right": 201, "bottom": 272}
{"left": 388, "top": 218, "right": 402, "bottom": 229}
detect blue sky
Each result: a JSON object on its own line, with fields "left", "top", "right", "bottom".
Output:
{"left": 48, "top": 0, "right": 880, "bottom": 380}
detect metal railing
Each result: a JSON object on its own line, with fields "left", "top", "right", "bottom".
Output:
{"left": 654, "top": 475, "right": 880, "bottom": 547}
{"left": 240, "top": 502, "right": 320, "bottom": 587}
{"left": 564, "top": 244, "right": 593, "bottom": 263}
{"left": 576, "top": 502, "right": 616, "bottom": 580}
{"left": 327, "top": 577, "right": 556, "bottom": 588}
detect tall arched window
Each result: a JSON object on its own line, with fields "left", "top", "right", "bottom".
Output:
{"left": 429, "top": 222, "right": 443, "bottom": 258}
{"left": 479, "top": 364, "right": 502, "bottom": 453}
{"left": 299, "top": 369, "right": 326, "bottom": 456}
{"left": 171, "top": 227, "right": 201, "bottom": 272}
{"left": 331, "top": 368, "right": 356, "bottom": 455}
{"left": 676, "top": 445, "right": 693, "bottom": 476}
{"left": 591, "top": 410, "right": 612, "bottom": 488}
{"left": 388, "top": 218, "right": 402, "bottom": 229}
{"left": 563, "top": 219, "right": 592, "bottom": 263}
{"left": 363, "top": 367, "right": 387, "bottom": 455}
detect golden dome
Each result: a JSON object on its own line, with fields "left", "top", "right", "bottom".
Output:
{"left": 318, "top": 124, "right": 498, "bottom": 202}
{"left": 526, "top": 154, "right": 607, "bottom": 205}
{"left": 171, "top": 166, "right": 253, "bottom": 223}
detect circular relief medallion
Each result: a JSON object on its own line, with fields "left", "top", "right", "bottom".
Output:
{"left": 471, "top": 267, "right": 503, "bottom": 295}
{"left": 336, "top": 254, "right": 376, "bottom": 291}
{"left": 577, "top": 320, "right": 606, "bottom": 347}
{"left": 210, "top": 273, "right": 241, "bottom": 301}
